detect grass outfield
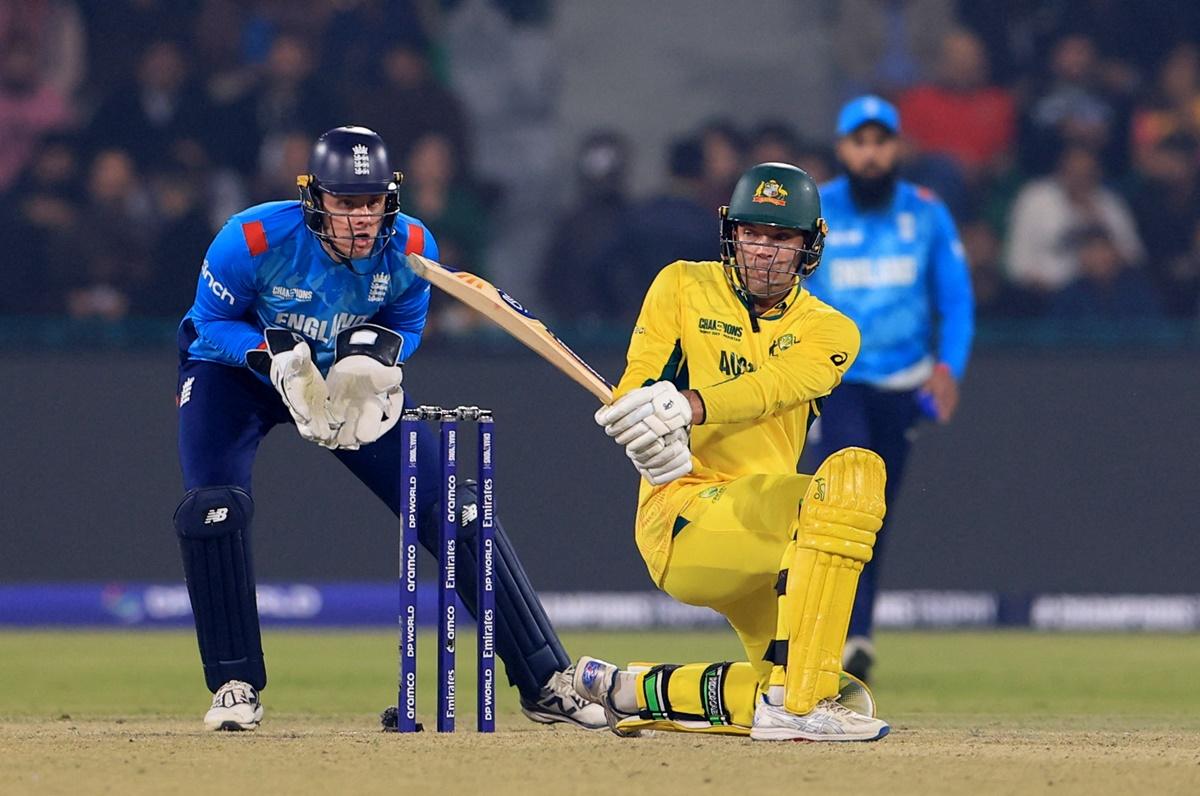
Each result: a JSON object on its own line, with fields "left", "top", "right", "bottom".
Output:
{"left": 1, "top": 630, "right": 1198, "bottom": 794}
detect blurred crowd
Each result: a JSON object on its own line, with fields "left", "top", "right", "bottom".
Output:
{"left": 2, "top": 0, "right": 1199, "bottom": 330}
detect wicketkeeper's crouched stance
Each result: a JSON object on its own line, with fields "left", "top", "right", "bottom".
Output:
{"left": 573, "top": 163, "right": 890, "bottom": 742}
{"left": 175, "top": 126, "right": 603, "bottom": 732}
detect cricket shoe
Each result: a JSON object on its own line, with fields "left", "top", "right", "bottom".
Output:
{"left": 571, "top": 656, "right": 642, "bottom": 736}
{"left": 204, "top": 680, "right": 263, "bottom": 731}
{"left": 520, "top": 668, "right": 609, "bottom": 731}
{"left": 749, "top": 694, "right": 888, "bottom": 742}
{"left": 842, "top": 635, "right": 875, "bottom": 684}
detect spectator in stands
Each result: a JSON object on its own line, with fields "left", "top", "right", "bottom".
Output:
{"left": 1006, "top": 144, "right": 1143, "bottom": 294}
{"left": 78, "top": 0, "right": 196, "bottom": 99}
{"left": 1051, "top": 225, "right": 1163, "bottom": 319}
{"left": 696, "top": 119, "right": 746, "bottom": 214}
{"left": 833, "top": 0, "right": 955, "bottom": 97}
{"left": 148, "top": 161, "right": 215, "bottom": 317}
{"left": 745, "top": 122, "right": 837, "bottom": 186}
{"left": 1130, "top": 43, "right": 1200, "bottom": 173}
{"left": 88, "top": 39, "right": 212, "bottom": 175}
{"left": 1129, "top": 132, "right": 1200, "bottom": 316}
{"left": 748, "top": 120, "right": 801, "bottom": 166}
{"left": 63, "top": 149, "right": 155, "bottom": 320}
{"left": 403, "top": 131, "right": 489, "bottom": 273}
{"left": 1019, "top": 33, "right": 1129, "bottom": 176}
{"left": 0, "top": 0, "right": 87, "bottom": 100}
{"left": 898, "top": 29, "right": 1015, "bottom": 187}
{"left": 251, "top": 128, "right": 313, "bottom": 204}
{"left": 540, "top": 130, "right": 632, "bottom": 324}
{"left": 213, "top": 30, "right": 342, "bottom": 174}
{"left": 0, "top": 133, "right": 81, "bottom": 314}
{"left": 347, "top": 38, "right": 471, "bottom": 173}
{"left": 593, "top": 136, "right": 712, "bottom": 324}
{"left": 959, "top": 220, "right": 1042, "bottom": 319}
{"left": 0, "top": 35, "right": 73, "bottom": 194}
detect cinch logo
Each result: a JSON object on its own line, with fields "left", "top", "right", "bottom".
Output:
{"left": 352, "top": 144, "right": 371, "bottom": 175}
{"left": 200, "top": 260, "right": 234, "bottom": 305}
{"left": 204, "top": 508, "right": 229, "bottom": 524}
{"left": 698, "top": 317, "right": 743, "bottom": 340}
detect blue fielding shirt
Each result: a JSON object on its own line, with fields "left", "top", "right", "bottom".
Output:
{"left": 182, "top": 201, "right": 436, "bottom": 374}
{"left": 805, "top": 176, "right": 974, "bottom": 386}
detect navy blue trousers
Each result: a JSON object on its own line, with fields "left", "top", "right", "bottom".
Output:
{"left": 176, "top": 357, "right": 567, "bottom": 697}
{"left": 810, "top": 382, "right": 921, "bottom": 640}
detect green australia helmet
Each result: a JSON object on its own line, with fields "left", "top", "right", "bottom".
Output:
{"left": 720, "top": 162, "right": 828, "bottom": 300}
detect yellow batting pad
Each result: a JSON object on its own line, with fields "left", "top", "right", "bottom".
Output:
{"left": 633, "top": 661, "right": 760, "bottom": 729}
{"left": 781, "top": 447, "right": 885, "bottom": 715}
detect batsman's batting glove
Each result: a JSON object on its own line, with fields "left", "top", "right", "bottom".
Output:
{"left": 595, "top": 381, "right": 692, "bottom": 453}
{"left": 247, "top": 328, "right": 338, "bottom": 446}
{"left": 631, "top": 429, "right": 693, "bottom": 485}
{"left": 325, "top": 324, "right": 405, "bottom": 450}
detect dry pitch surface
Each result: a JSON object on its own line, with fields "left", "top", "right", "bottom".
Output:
{"left": 2, "top": 631, "right": 1198, "bottom": 795}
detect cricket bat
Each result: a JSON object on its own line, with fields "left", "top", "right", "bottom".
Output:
{"left": 406, "top": 254, "right": 614, "bottom": 404}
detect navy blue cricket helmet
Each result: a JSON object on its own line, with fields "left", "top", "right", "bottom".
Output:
{"left": 297, "top": 126, "right": 404, "bottom": 265}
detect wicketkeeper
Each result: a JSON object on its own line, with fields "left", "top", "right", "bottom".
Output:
{"left": 572, "top": 162, "right": 890, "bottom": 742}
{"left": 175, "top": 126, "right": 604, "bottom": 731}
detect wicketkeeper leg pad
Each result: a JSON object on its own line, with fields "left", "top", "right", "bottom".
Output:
{"left": 174, "top": 486, "right": 267, "bottom": 692}
{"left": 766, "top": 447, "right": 885, "bottom": 715}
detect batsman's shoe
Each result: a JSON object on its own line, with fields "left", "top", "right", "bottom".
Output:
{"left": 520, "top": 668, "right": 608, "bottom": 731}
{"left": 749, "top": 695, "right": 888, "bottom": 742}
{"left": 571, "top": 656, "right": 640, "bottom": 736}
{"left": 204, "top": 680, "right": 263, "bottom": 731}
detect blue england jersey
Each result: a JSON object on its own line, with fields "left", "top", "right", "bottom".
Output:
{"left": 805, "top": 176, "right": 974, "bottom": 387}
{"left": 180, "top": 201, "right": 436, "bottom": 374}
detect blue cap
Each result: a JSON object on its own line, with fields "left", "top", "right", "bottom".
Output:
{"left": 836, "top": 95, "right": 901, "bottom": 137}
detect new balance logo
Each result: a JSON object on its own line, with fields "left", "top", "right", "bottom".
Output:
{"left": 178, "top": 376, "right": 195, "bottom": 407}
{"left": 204, "top": 508, "right": 229, "bottom": 524}
{"left": 352, "top": 144, "right": 371, "bottom": 175}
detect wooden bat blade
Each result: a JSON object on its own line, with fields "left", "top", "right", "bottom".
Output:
{"left": 407, "top": 254, "right": 614, "bottom": 403}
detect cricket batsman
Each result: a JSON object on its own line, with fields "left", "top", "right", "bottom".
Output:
{"left": 175, "top": 125, "right": 604, "bottom": 731}
{"left": 572, "top": 162, "right": 890, "bottom": 741}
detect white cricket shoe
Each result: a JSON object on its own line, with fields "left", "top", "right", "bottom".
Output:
{"left": 571, "top": 656, "right": 640, "bottom": 736}
{"left": 204, "top": 680, "right": 263, "bottom": 731}
{"left": 749, "top": 695, "right": 889, "bottom": 742}
{"left": 520, "top": 668, "right": 609, "bottom": 731}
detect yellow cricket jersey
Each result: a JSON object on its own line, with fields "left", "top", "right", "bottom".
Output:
{"left": 615, "top": 260, "right": 861, "bottom": 583}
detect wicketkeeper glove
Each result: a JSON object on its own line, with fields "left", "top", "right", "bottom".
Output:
{"left": 247, "top": 328, "right": 338, "bottom": 446}
{"left": 325, "top": 324, "right": 405, "bottom": 450}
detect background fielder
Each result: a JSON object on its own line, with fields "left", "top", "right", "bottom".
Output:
{"left": 803, "top": 96, "right": 975, "bottom": 683}
{"left": 175, "top": 125, "right": 603, "bottom": 731}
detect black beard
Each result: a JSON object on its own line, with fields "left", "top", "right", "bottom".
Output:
{"left": 848, "top": 169, "right": 898, "bottom": 209}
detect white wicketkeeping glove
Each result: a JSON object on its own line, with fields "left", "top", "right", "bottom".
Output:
{"left": 325, "top": 325, "right": 405, "bottom": 450}
{"left": 248, "top": 330, "right": 338, "bottom": 446}
{"left": 628, "top": 427, "right": 692, "bottom": 485}
{"left": 594, "top": 381, "right": 693, "bottom": 453}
